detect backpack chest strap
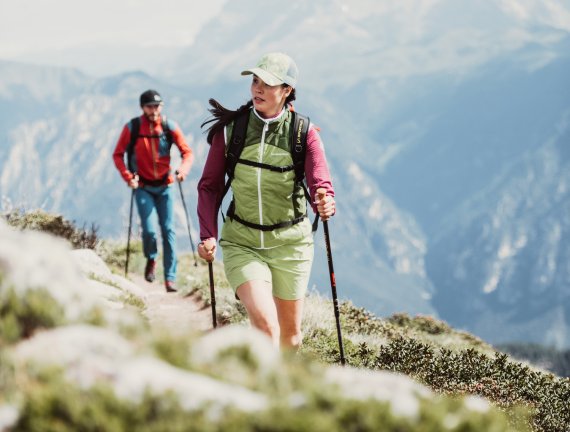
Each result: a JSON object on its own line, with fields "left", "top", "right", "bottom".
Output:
{"left": 237, "top": 158, "right": 295, "bottom": 173}
{"left": 226, "top": 200, "right": 306, "bottom": 231}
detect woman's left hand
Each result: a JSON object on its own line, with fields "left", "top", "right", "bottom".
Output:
{"left": 198, "top": 238, "right": 217, "bottom": 262}
{"left": 315, "top": 191, "right": 336, "bottom": 221}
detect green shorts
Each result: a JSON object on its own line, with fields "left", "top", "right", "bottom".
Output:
{"left": 220, "top": 237, "right": 314, "bottom": 301}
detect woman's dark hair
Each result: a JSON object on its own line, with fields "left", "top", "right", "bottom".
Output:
{"left": 201, "top": 86, "right": 297, "bottom": 144}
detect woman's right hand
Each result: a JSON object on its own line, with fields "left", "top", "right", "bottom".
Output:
{"left": 198, "top": 237, "right": 217, "bottom": 262}
{"left": 315, "top": 188, "right": 335, "bottom": 221}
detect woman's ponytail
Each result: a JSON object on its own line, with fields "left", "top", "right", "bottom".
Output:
{"left": 201, "top": 99, "right": 253, "bottom": 144}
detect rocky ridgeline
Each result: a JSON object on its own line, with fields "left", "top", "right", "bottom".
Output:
{"left": 0, "top": 218, "right": 534, "bottom": 431}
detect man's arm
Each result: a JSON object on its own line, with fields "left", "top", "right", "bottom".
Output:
{"left": 170, "top": 123, "right": 194, "bottom": 179}
{"left": 112, "top": 124, "right": 136, "bottom": 183}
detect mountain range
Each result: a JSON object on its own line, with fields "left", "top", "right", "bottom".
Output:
{"left": 0, "top": 0, "right": 569, "bottom": 347}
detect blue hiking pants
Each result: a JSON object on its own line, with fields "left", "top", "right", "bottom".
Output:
{"left": 134, "top": 184, "right": 176, "bottom": 282}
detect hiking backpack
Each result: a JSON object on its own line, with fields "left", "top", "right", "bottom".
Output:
{"left": 125, "top": 116, "right": 174, "bottom": 185}
{"left": 221, "top": 109, "right": 319, "bottom": 232}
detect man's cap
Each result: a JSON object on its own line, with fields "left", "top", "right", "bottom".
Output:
{"left": 241, "top": 52, "right": 298, "bottom": 88}
{"left": 140, "top": 89, "right": 163, "bottom": 106}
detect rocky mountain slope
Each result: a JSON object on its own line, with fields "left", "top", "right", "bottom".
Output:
{"left": 1, "top": 0, "right": 569, "bottom": 349}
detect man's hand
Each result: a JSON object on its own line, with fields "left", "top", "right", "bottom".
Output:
{"left": 198, "top": 237, "right": 217, "bottom": 262}
{"left": 175, "top": 169, "right": 185, "bottom": 182}
{"left": 128, "top": 174, "right": 139, "bottom": 189}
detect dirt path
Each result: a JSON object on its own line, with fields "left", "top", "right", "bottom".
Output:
{"left": 129, "top": 273, "right": 215, "bottom": 335}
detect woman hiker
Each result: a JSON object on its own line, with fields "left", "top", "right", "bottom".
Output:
{"left": 197, "top": 52, "right": 336, "bottom": 349}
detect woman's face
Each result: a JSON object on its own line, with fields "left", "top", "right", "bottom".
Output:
{"left": 250, "top": 75, "right": 292, "bottom": 118}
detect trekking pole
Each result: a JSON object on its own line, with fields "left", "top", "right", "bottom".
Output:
{"left": 208, "top": 262, "right": 217, "bottom": 328}
{"left": 175, "top": 171, "right": 198, "bottom": 267}
{"left": 317, "top": 188, "right": 346, "bottom": 365}
{"left": 125, "top": 187, "right": 135, "bottom": 277}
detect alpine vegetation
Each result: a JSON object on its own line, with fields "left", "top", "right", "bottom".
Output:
{"left": 0, "top": 214, "right": 557, "bottom": 431}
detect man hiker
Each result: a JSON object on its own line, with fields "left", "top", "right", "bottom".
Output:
{"left": 113, "top": 89, "right": 194, "bottom": 292}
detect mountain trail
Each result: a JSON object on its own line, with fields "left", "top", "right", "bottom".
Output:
{"left": 129, "top": 273, "right": 216, "bottom": 335}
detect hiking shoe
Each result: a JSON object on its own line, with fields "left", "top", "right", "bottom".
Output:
{"left": 165, "top": 281, "right": 177, "bottom": 293}
{"left": 144, "top": 259, "right": 156, "bottom": 282}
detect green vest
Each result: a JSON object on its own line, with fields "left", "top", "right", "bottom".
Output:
{"left": 221, "top": 109, "right": 311, "bottom": 249}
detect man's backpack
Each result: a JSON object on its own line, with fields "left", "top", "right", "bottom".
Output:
{"left": 221, "top": 109, "right": 319, "bottom": 231}
{"left": 126, "top": 116, "right": 174, "bottom": 184}
{"left": 126, "top": 116, "right": 174, "bottom": 171}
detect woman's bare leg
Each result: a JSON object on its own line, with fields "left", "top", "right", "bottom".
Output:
{"left": 236, "top": 280, "right": 280, "bottom": 347}
{"left": 274, "top": 297, "right": 304, "bottom": 350}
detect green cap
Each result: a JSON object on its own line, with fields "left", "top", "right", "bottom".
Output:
{"left": 241, "top": 52, "right": 298, "bottom": 88}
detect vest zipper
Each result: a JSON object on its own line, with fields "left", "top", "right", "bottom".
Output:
{"left": 257, "top": 121, "right": 269, "bottom": 248}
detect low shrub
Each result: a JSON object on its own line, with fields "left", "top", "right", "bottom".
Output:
{"left": 0, "top": 284, "right": 66, "bottom": 345}
{"left": 302, "top": 318, "right": 570, "bottom": 432}
{"left": 3, "top": 209, "right": 99, "bottom": 250}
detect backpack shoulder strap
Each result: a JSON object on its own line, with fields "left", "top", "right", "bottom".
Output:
{"left": 127, "top": 116, "right": 141, "bottom": 172}
{"left": 290, "top": 111, "right": 310, "bottom": 183}
{"left": 225, "top": 110, "right": 250, "bottom": 180}
{"left": 289, "top": 111, "right": 320, "bottom": 232}
{"left": 216, "top": 109, "right": 249, "bottom": 222}
{"left": 161, "top": 116, "right": 174, "bottom": 147}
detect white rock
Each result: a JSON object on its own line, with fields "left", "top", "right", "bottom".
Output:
{"left": 13, "top": 324, "right": 267, "bottom": 413}
{"left": 71, "top": 248, "right": 113, "bottom": 278}
{"left": 464, "top": 395, "right": 490, "bottom": 413}
{"left": 0, "top": 221, "right": 102, "bottom": 321}
{"left": 108, "top": 274, "right": 147, "bottom": 299}
{"left": 0, "top": 222, "right": 143, "bottom": 329}
{"left": 114, "top": 357, "right": 267, "bottom": 413}
{"left": 324, "top": 366, "right": 432, "bottom": 419}
{"left": 13, "top": 324, "right": 134, "bottom": 389}
{"left": 87, "top": 278, "right": 123, "bottom": 300}
{"left": 0, "top": 404, "right": 19, "bottom": 432}
{"left": 191, "top": 325, "right": 280, "bottom": 373}
{"left": 71, "top": 249, "right": 147, "bottom": 300}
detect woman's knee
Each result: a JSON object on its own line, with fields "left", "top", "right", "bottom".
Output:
{"left": 251, "top": 314, "right": 280, "bottom": 338}
{"left": 280, "top": 329, "right": 303, "bottom": 350}
{"left": 236, "top": 281, "right": 280, "bottom": 342}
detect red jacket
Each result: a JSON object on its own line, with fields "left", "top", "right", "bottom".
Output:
{"left": 113, "top": 115, "right": 193, "bottom": 185}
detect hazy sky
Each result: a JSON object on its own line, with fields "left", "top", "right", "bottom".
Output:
{"left": 2, "top": 0, "right": 569, "bottom": 78}
{"left": 0, "top": 0, "right": 226, "bottom": 74}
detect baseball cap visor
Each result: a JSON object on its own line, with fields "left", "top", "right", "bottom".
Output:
{"left": 241, "top": 68, "right": 285, "bottom": 87}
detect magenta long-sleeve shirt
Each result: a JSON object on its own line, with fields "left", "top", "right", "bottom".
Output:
{"left": 197, "top": 125, "right": 334, "bottom": 241}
